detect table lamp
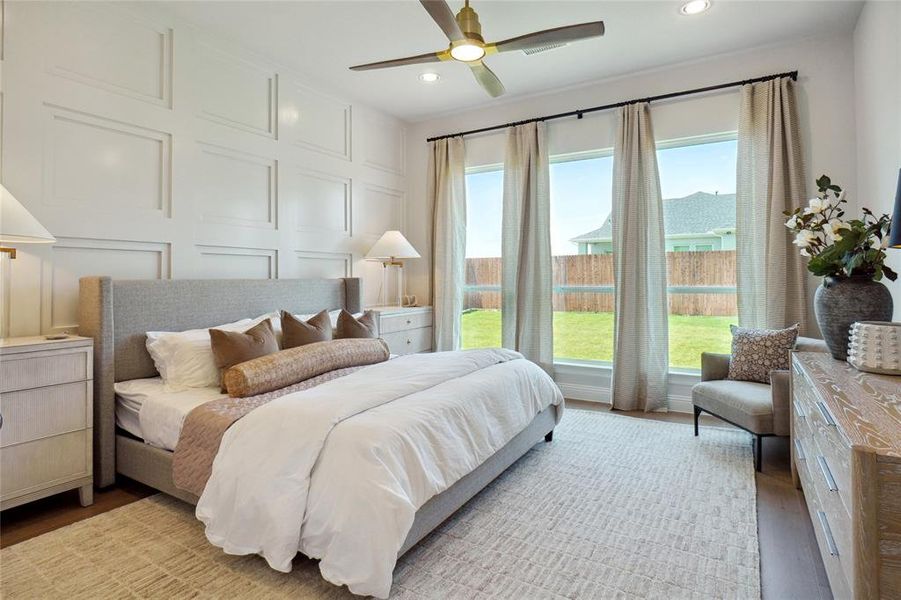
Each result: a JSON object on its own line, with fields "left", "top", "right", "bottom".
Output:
{"left": 365, "top": 230, "right": 420, "bottom": 306}
{"left": 1, "top": 184, "right": 56, "bottom": 338}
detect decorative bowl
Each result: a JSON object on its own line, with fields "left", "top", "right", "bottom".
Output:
{"left": 846, "top": 321, "right": 901, "bottom": 375}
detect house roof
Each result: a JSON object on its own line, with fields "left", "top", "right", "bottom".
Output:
{"left": 570, "top": 191, "right": 736, "bottom": 243}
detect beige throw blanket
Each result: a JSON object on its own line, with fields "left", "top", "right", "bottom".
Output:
{"left": 172, "top": 366, "right": 362, "bottom": 497}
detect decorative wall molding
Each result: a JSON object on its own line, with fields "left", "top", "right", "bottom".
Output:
{"left": 45, "top": 5, "right": 173, "bottom": 108}
{"left": 196, "top": 244, "right": 277, "bottom": 279}
{"left": 357, "top": 183, "right": 405, "bottom": 237}
{"left": 196, "top": 142, "right": 278, "bottom": 229}
{"left": 294, "top": 250, "right": 352, "bottom": 279}
{"left": 43, "top": 104, "right": 173, "bottom": 217}
{"left": 41, "top": 237, "right": 171, "bottom": 333}
{"left": 294, "top": 168, "right": 351, "bottom": 236}
{"left": 361, "top": 114, "right": 405, "bottom": 176}
{"left": 196, "top": 42, "right": 278, "bottom": 139}
{"left": 291, "top": 84, "right": 351, "bottom": 161}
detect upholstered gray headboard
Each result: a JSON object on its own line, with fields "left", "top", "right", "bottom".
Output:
{"left": 78, "top": 276, "right": 362, "bottom": 487}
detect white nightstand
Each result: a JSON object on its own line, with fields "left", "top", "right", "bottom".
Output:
{"left": 369, "top": 306, "right": 433, "bottom": 355}
{"left": 0, "top": 335, "right": 94, "bottom": 510}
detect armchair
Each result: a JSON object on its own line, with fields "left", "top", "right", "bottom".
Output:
{"left": 692, "top": 336, "right": 828, "bottom": 471}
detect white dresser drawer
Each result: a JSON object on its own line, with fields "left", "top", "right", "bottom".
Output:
{"left": 0, "top": 429, "right": 92, "bottom": 501}
{"left": 380, "top": 310, "right": 433, "bottom": 334}
{"left": 382, "top": 327, "right": 433, "bottom": 355}
{"left": 0, "top": 381, "right": 92, "bottom": 447}
{"left": 0, "top": 346, "right": 93, "bottom": 393}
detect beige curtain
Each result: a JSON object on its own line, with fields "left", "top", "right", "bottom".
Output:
{"left": 429, "top": 137, "right": 467, "bottom": 351}
{"left": 611, "top": 103, "right": 669, "bottom": 412}
{"left": 736, "top": 77, "right": 813, "bottom": 334}
{"left": 502, "top": 122, "right": 553, "bottom": 372}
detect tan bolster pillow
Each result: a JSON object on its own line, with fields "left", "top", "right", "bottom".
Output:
{"left": 223, "top": 338, "right": 389, "bottom": 398}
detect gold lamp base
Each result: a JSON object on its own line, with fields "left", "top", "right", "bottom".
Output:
{"left": 0, "top": 247, "right": 17, "bottom": 259}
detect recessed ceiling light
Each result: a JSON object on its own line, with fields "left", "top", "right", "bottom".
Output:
{"left": 680, "top": 0, "right": 710, "bottom": 15}
{"left": 419, "top": 72, "right": 440, "bottom": 83}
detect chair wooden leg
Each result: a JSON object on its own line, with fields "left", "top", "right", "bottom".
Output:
{"left": 755, "top": 435, "right": 763, "bottom": 472}
{"left": 693, "top": 406, "right": 702, "bottom": 437}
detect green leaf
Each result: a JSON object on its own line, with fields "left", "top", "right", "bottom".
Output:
{"left": 816, "top": 174, "right": 831, "bottom": 189}
{"left": 884, "top": 265, "right": 898, "bottom": 281}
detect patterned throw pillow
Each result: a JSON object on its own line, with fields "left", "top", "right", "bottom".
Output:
{"left": 727, "top": 324, "right": 800, "bottom": 383}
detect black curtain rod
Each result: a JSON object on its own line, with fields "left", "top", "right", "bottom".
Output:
{"left": 426, "top": 70, "right": 798, "bottom": 143}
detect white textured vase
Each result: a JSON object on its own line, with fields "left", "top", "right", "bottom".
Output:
{"left": 846, "top": 321, "right": 901, "bottom": 375}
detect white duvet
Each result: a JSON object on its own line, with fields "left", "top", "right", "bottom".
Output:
{"left": 196, "top": 348, "right": 563, "bottom": 598}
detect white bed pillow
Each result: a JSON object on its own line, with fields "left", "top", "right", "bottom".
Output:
{"left": 146, "top": 315, "right": 268, "bottom": 390}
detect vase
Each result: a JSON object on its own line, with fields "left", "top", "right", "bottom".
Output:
{"left": 814, "top": 275, "right": 894, "bottom": 360}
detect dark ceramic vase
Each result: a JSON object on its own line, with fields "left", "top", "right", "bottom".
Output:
{"left": 814, "top": 275, "right": 894, "bottom": 360}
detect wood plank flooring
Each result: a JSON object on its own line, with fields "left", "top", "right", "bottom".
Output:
{"left": 1, "top": 402, "right": 831, "bottom": 598}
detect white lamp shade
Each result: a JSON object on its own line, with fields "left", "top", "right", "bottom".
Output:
{"left": 1, "top": 185, "right": 55, "bottom": 244}
{"left": 365, "top": 230, "right": 420, "bottom": 260}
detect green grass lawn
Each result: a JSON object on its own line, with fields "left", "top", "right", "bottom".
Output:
{"left": 461, "top": 309, "right": 734, "bottom": 370}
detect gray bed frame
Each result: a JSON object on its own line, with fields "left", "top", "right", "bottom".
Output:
{"left": 78, "top": 276, "right": 557, "bottom": 557}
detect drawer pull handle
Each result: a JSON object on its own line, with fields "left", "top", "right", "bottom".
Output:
{"left": 816, "top": 511, "right": 839, "bottom": 556}
{"left": 406, "top": 339, "right": 412, "bottom": 344}
{"left": 816, "top": 401, "right": 836, "bottom": 426}
{"left": 794, "top": 439, "right": 806, "bottom": 461}
{"left": 793, "top": 400, "right": 806, "bottom": 418}
{"left": 816, "top": 455, "right": 838, "bottom": 491}
{"left": 406, "top": 319, "right": 412, "bottom": 325}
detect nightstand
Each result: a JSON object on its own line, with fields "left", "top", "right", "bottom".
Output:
{"left": 370, "top": 306, "right": 433, "bottom": 355}
{"left": 0, "top": 335, "right": 94, "bottom": 510}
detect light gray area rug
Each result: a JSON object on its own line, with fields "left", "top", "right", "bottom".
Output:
{"left": 1, "top": 409, "right": 759, "bottom": 599}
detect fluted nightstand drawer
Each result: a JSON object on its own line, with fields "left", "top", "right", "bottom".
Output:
{"left": 382, "top": 327, "right": 433, "bottom": 355}
{"left": 0, "top": 345, "right": 92, "bottom": 393}
{"left": 0, "top": 430, "right": 92, "bottom": 501}
{"left": 0, "top": 381, "right": 92, "bottom": 447}
{"left": 380, "top": 310, "right": 433, "bottom": 334}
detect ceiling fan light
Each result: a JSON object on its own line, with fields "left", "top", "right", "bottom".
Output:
{"left": 450, "top": 42, "right": 486, "bottom": 62}
{"left": 680, "top": 0, "right": 710, "bottom": 15}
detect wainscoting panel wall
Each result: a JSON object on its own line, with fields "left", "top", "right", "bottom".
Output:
{"left": 2, "top": 2, "right": 408, "bottom": 336}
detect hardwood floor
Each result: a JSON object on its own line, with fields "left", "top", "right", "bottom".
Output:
{"left": 1, "top": 403, "right": 831, "bottom": 599}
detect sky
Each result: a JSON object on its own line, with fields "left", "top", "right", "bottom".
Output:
{"left": 465, "top": 138, "right": 738, "bottom": 257}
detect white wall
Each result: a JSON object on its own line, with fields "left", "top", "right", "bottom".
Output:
{"left": 1, "top": 1, "right": 408, "bottom": 336}
{"left": 854, "top": 0, "right": 901, "bottom": 319}
{"left": 404, "top": 35, "right": 859, "bottom": 305}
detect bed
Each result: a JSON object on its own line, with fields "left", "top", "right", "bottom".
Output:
{"left": 78, "top": 276, "right": 562, "bottom": 597}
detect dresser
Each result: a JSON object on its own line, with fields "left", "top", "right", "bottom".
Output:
{"left": 371, "top": 306, "right": 433, "bottom": 355}
{"left": 0, "top": 336, "right": 94, "bottom": 510}
{"left": 791, "top": 352, "right": 901, "bottom": 599}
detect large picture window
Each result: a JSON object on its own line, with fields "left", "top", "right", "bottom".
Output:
{"left": 461, "top": 135, "right": 738, "bottom": 372}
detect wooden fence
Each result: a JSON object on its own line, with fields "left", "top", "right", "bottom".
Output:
{"left": 464, "top": 251, "right": 737, "bottom": 316}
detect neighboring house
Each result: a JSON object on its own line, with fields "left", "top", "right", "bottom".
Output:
{"left": 570, "top": 191, "right": 736, "bottom": 254}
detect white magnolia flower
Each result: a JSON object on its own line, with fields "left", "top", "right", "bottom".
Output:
{"left": 785, "top": 214, "right": 799, "bottom": 229}
{"left": 836, "top": 190, "right": 845, "bottom": 202}
{"left": 804, "top": 197, "right": 828, "bottom": 215}
{"left": 825, "top": 219, "right": 851, "bottom": 242}
{"left": 883, "top": 236, "right": 890, "bottom": 249}
{"left": 793, "top": 230, "right": 817, "bottom": 248}
{"left": 800, "top": 248, "right": 811, "bottom": 257}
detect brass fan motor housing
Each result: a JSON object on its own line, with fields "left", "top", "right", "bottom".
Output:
{"left": 455, "top": 4, "right": 484, "bottom": 43}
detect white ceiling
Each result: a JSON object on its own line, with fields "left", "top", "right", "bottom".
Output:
{"left": 157, "top": 1, "right": 863, "bottom": 122}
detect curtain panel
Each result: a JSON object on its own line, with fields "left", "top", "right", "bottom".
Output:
{"left": 429, "top": 137, "right": 467, "bottom": 351}
{"left": 736, "top": 76, "right": 813, "bottom": 335}
{"left": 611, "top": 103, "right": 669, "bottom": 412}
{"left": 501, "top": 122, "right": 553, "bottom": 372}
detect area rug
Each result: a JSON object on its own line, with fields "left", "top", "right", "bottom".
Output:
{"left": 1, "top": 409, "right": 759, "bottom": 599}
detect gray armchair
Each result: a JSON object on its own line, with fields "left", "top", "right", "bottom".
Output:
{"left": 692, "top": 337, "right": 828, "bottom": 471}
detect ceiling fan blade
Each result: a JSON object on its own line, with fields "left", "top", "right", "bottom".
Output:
{"left": 492, "top": 21, "right": 605, "bottom": 53}
{"left": 420, "top": 0, "right": 465, "bottom": 42}
{"left": 469, "top": 61, "right": 505, "bottom": 98}
{"left": 350, "top": 51, "right": 446, "bottom": 71}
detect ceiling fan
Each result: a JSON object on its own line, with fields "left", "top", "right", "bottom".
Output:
{"left": 349, "top": 0, "right": 605, "bottom": 98}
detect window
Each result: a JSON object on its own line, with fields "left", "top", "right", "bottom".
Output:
{"left": 462, "top": 168, "right": 503, "bottom": 349}
{"left": 657, "top": 137, "right": 738, "bottom": 370}
{"left": 550, "top": 154, "right": 615, "bottom": 362}
{"left": 461, "top": 135, "right": 738, "bottom": 373}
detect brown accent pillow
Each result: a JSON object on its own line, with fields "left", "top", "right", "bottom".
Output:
{"left": 727, "top": 324, "right": 800, "bottom": 383}
{"left": 209, "top": 319, "right": 279, "bottom": 391}
{"left": 281, "top": 309, "right": 332, "bottom": 349}
{"left": 223, "top": 338, "right": 390, "bottom": 398}
{"left": 335, "top": 309, "right": 378, "bottom": 339}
